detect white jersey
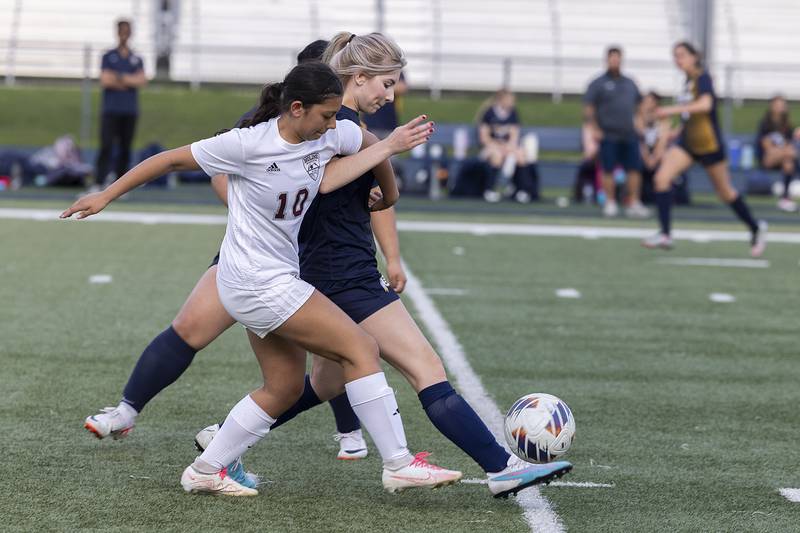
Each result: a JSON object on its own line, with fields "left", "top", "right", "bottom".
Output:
{"left": 191, "top": 117, "right": 363, "bottom": 290}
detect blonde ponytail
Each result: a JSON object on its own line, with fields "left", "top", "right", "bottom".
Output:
{"left": 323, "top": 31, "right": 406, "bottom": 80}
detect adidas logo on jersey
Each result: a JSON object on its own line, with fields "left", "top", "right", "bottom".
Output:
{"left": 267, "top": 162, "right": 281, "bottom": 173}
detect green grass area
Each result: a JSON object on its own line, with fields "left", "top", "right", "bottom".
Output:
{"left": 2, "top": 201, "right": 799, "bottom": 531}
{"left": 0, "top": 83, "right": 788, "bottom": 149}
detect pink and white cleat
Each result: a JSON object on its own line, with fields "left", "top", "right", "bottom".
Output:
{"left": 382, "top": 452, "right": 463, "bottom": 493}
{"left": 641, "top": 232, "right": 674, "bottom": 250}
{"left": 180, "top": 465, "right": 258, "bottom": 496}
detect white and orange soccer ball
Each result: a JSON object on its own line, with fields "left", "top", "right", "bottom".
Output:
{"left": 504, "top": 393, "right": 576, "bottom": 463}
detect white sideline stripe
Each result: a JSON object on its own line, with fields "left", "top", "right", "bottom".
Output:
{"left": 6, "top": 207, "right": 800, "bottom": 244}
{"left": 402, "top": 261, "right": 564, "bottom": 533}
{"left": 461, "top": 479, "right": 613, "bottom": 489}
{"left": 7, "top": 207, "right": 800, "bottom": 246}
{"left": 779, "top": 488, "right": 800, "bottom": 502}
{"left": 425, "top": 288, "right": 468, "bottom": 296}
{"left": 657, "top": 257, "right": 770, "bottom": 268}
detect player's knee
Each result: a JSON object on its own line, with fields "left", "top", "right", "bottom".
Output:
{"left": 171, "top": 315, "right": 202, "bottom": 348}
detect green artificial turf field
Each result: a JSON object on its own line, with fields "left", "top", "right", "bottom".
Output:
{"left": 1, "top": 197, "right": 799, "bottom": 532}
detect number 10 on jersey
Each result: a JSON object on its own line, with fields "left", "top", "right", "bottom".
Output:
{"left": 274, "top": 188, "right": 310, "bottom": 219}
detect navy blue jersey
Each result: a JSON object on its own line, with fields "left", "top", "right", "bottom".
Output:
{"left": 100, "top": 48, "right": 144, "bottom": 115}
{"left": 480, "top": 105, "right": 520, "bottom": 141}
{"left": 298, "top": 106, "right": 376, "bottom": 282}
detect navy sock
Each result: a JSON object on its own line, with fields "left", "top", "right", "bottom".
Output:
{"left": 419, "top": 381, "right": 509, "bottom": 473}
{"left": 654, "top": 191, "right": 672, "bottom": 236}
{"left": 329, "top": 392, "right": 361, "bottom": 433}
{"left": 270, "top": 375, "right": 322, "bottom": 430}
{"left": 121, "top": 326, "right": 197, "bottom": 413}
{"left": 729, "top": 194, "right": 758, "bottom": 233}
{"left": 783, "top": 173, "right": 793, "bottom": 199}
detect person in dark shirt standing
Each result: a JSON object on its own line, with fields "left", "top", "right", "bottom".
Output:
{"left": 92, "top": 19, "right": 146, "bottom": 191}
{"left": 584, "top": 46, "right": 649, "bottom": 218}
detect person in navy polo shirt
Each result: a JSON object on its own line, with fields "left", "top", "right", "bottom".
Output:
{"left": 93, "top": 19, "right": 146, "bottom": 191}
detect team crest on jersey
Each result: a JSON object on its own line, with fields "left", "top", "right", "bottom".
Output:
{"left": 302, "top": 152, "right": 321, "bottom": 181}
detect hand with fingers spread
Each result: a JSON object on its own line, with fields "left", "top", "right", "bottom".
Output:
{"left": 60, "top": 191, "right": 112, "bottom": 220}
{"left": 385, "top": 115, "right": 434, "bottom": 154}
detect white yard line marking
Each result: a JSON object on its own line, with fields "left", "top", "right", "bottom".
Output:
{"left": 425, "top": 288, "right": 468, "bottom": 296}
{"left": 709, "top": 293, "right": 736, "bottom": 303}
{"left": 657, "top": 257, "right": 770, "bottom": 268}
{"left": 779, "top": 488, "right": 800, "bottom": 503}
{"left": 88, "top": 274, "right": 113, "bottom": 284}
{"left": 555, "top": 288, "right": 582, "bottom": 299}
{"left": 7, "top": 208, "right": 800, "bottom": 244}
{"left": 403, "top": 261, "right": 564, "bottom": 533}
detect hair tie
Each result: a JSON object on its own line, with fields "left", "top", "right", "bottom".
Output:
{"left": 347, "top": 34, "right": 356, "bottom": 45}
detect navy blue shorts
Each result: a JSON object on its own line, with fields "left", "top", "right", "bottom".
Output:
{"left": 209, "top": 253, "right": 397, "bottom": 324}
{"left": 676, "top": 136, "right": 726, "bottom": 167}
{"left": 312, "top": 276, "right": 399, "bottom": 324}
{"left": 599, "top": 138, "right": 642, "bottom": 173}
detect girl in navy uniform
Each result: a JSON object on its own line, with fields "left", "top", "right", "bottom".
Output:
{"left": 642, "top": 42, "right": 767, "bottom": 256}
{"left": 202, "top": 33, "right": 571, "bottom": 499}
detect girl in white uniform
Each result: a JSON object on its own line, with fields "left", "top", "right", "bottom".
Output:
{"left": 61, "top": 61, "right": 456, "bottom": 496}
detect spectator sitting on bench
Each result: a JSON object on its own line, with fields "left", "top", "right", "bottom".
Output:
{"left": 477, "top": 89, "right": 534, "bottom": 203}
{"left": 756, "top": 95, "right": 800, "bottom": 212}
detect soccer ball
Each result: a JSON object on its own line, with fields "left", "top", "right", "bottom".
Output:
{"left": 504, "top": 393, "right": 576, "bottom": 463}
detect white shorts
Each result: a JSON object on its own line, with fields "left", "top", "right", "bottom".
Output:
{"left": 217, "top": 273, "right": 315, "bottom": 338}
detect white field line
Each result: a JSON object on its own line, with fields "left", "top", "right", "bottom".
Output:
{"left": 7, "top": 208, "right": 800, "bottom": 244}
{"left": 462, "top": 478, "right": 613, "bottom": 489}
{"left": 425, "top": 288, "right": 468, "bottom": 296}
{"left": 779, "top": 488, "right": 800, "bottom": 503}
{"left": 402, "top": 260, "right": 564, "bottom": 533}
{"left": 657, "top": 257, "right": 770, "bottom": 268}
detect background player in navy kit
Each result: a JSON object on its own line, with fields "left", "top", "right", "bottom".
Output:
{"left": 478, "top": 89, "right": 534, "bottom": 203}
{"left": 642, "top": 42, "right": 767, "bottom": 256}
{"left": 756, "top": 95, "right": 800, "bottom": 212}
{"left": 92, "top": 19, "right": 146, "bottom": 192}
{"left": 201, "top": 32, "right": 572, "bottom": 498}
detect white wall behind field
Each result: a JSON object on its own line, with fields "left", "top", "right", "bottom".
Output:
{"left": 1, "top": 0, "right": 799, "bottom": 99}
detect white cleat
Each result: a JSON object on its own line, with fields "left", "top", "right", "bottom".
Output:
{"left": 641, "top": 232, "right": 673, "bottom": 250}
{"left": 334, "top": 430, "right": 369, "bottom": 460}
{"left": 602, "top": 200, "right": 619, "bottom": 217}
{"left": 487, "top": 457, "right": 573, "bottom": 499}
{"left": 750, "top": 220, "right": 768, "bottom": 258}
{"left": 382, "top": 452, "right": 463, "bottom": 493}
{"left": 777, "top": 197, "right": 798, "bottom": 213}
{"left": 180, "top": 465, "right": 258, "bottom": 496}
{"left": 625, "top": 201, "right": 651, "bottom": 219}
{"left": 84, "top": 406, "right": 135, "bottom": 440}
{"left": 193, "top": 424, "right": 259, "bottom": 489}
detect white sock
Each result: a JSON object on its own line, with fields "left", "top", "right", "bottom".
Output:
{"left": 192, "top": 394, "right": 275, "bottom": 474}
{"left": 345, "top": 372, "right": 411, "bottom": 470}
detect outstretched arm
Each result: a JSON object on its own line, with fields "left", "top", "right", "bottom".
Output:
{"left": 60, "top": 146, "right": 199, "bottom": 219}
{"left": 320, "top": 115, "right": 433, "bottom": 194}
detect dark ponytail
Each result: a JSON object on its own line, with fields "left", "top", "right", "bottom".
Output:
{"left": 673, "top": 41, "right": 703, "bottom": 69}
{"left": 239, "top": 62, "right": 343, "bottom": 128}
